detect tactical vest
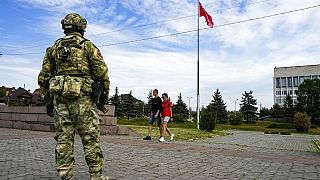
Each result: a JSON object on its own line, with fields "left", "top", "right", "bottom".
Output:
{"left": 52, "top": 34, "right": 92, "bottom": 77}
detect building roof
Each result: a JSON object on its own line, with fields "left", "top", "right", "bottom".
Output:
{"left": 274, "top": 64, "right": 320, "bottom": 69}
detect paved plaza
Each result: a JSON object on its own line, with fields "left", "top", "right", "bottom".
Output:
{"left": 0, "top": 128, "right": 320, "bottom": 180}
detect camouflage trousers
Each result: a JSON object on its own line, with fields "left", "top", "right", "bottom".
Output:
{"left": 53, "top": 95, "right": 104, "bottom": 179}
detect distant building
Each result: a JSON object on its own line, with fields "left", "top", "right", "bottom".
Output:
{"left": 0, "top": 86, "right": 44, "bottom": 106}
{"left": 273, "top": 64, "right": 320, "bottom": 105}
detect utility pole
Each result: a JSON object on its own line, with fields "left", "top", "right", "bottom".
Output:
{"left": 187, "top": 97, "right": 193, "bottom": 120}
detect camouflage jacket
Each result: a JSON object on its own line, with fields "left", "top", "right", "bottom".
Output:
{"left": 38, "top": 32, "right": 110, "bottom": 104}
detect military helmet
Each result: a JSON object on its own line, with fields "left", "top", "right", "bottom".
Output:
{"left": 61, "top": 13, "right": 87, "bottom": 31}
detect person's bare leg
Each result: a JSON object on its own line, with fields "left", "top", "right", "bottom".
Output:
{"left": 163, "top": 122, "right": 169, "bottom": 136}
{"left": 166, "top": 127, "right": 172, "bottom": 136}
{"left": 147, "top": 124, "right": 152, "bottom": 136}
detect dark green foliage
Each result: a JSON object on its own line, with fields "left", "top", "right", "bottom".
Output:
{"left": 294, "top": 112, "right": 311, "bottom": 132}
{"left": 283, "top": 94, "right": 294, "bottom": 108}
{"left": 200, "top": 108, "right": 216, "bottom": 132}
{"left": 172, "top": 93, "right": 189, "bottom": 120}
{"left": 270, "top": 103, "right": 295, "bottom": 123}
{"left": 259, "top": 107, "right": 271, "bottom": 118}
{"left": 240, "top": 91, "right": 258, "bottom": 123}
{"left": 296, "top": 79, "right": 320, "bottom": 122}
{"left": 172, "top": 114, "right": 184, "bottom": 123}
{"left": 229, "top": 112, "right": 244, "bottom": 125}
{"left": 280, "top": 131, "right": 292, "bottom": 135}
{"left": 0, "top": 87, "right": 5, "bottom": 98}
{"left": 109, "top": 87, "right": 120, "bottom": 116}
{"left": 207, "top": 89, "right": 228, "bottom": 123}
{"left": 311, "top": 124, "right": 318, "bottom": 129}
{"left": 145, "top": 90, "right": 153, "bottom": 116}
{"left": 267, "top": 122, "right": 295, "bottom": 129}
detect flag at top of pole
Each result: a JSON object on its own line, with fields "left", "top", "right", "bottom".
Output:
{"left": 196, "top": 1, "right": 213, "bottom": 129}
{"left": 199, "top": 2, "right": 214, "bottom": 28}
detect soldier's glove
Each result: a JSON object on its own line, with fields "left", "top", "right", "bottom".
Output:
{"left": 97, "top": 91, "right": 109, "bottom": 114}
{"left": 46, "top": 104, "right": 54, "bottom": 117}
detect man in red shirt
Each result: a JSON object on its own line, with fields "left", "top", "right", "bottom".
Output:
{"left": 159, "top": 93, "right": 174, "bottom": 142}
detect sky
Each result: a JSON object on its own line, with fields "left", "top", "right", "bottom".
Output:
{"left": 0, "top": 0, "right": 319, "bottom": 111}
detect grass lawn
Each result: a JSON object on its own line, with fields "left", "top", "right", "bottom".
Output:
{"left": 118, "top": 117, "right": 223, "bottom": 140}
{"left": 118, "top": 117, "right": 320, "bottom": 140}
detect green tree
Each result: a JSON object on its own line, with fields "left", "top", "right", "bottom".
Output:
{"left": 207, "top": 89, "right": 228, "bottom": 123}
{"left": 145, "top": 89, "right": 153, "bottom": 116}
{"left": 283, "top": 94, "right": 294, "bottom": 108}
{"left": 296, "top": 79, "right": 320, "bottom": 122}
{"left": 240, "top": 91, "right": 258, "bottom": 123}
{"left": 199, "top": 108, "right": 216, "bottom": 132}
{"left": 119, "top": 91, "right": 135, "bottom": 120}
{"left": 0, "top": 87, "right": 5, "bottom": 98}
{"left": 109, "top": 87, "right": 120, "bottom": 116}
{"left": 259, "top": 107, "right": 271, "bottom": 118}
{"left": 172, "top": 93, "right": 189, "bottom": 119}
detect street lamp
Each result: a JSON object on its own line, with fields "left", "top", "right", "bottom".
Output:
{"left": 234, "top": 99, "right": 239, "bottom": 112}
{"left": 187, "top": 97, "right": 193, "bottom": 120}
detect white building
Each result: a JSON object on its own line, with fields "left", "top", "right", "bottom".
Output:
{"left": 273, "top": 64, "right": 320, "bottom": 105}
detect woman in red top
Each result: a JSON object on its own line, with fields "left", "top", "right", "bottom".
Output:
{"left": 159, "top": 93, "right": 174, "bottom": 142}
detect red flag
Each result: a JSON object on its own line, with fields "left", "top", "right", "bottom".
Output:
{"left": 199, "top": 2, "right": 213, "bottom": 28}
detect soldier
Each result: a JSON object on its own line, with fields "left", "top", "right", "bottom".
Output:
{"left": 38, "top": 13, "right": 109, "bottom": 180}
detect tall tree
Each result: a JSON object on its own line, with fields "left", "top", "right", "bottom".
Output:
{"left": 296, "top": 79, "right": 320, "bottom": 122}
{"left": 240, "top": 91, "right": 258, "bottom": 123}
{"left": 109, "top": 87, "right": 120, "bottom": 116}
{"left": 207, "top": 89, "right": 228, "bottom": 123}
{"left": 0, "top": 87, "right": 5, "bottom": 98}
{"left": 172, "top": 93, "right": 189, "bottom": 119}
{"left": 145, "top": 89, "right": 153, "bottom": 116}
{"left": 283, "top": 94, "right": 294, "bottom": 108}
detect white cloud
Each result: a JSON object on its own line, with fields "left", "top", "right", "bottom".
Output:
{"left": 2, "top": 0, "right": 320, "bottom": 111}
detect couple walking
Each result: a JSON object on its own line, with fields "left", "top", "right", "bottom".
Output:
{"left": 143, "top": 89, "right": 174, "bottom": 142}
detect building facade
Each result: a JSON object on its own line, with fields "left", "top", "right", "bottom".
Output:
{"left": 273, "top": 64, "right": 320, "bottom": 105}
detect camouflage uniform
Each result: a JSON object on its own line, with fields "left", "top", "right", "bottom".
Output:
{"left": 38, "top": 13, "right": 109, "bottom": 180}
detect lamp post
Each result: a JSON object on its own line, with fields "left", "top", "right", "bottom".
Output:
{"left": 234, "top": 99, "right": 239, "bottom": 112}
{"left": 187, "top": 97, "right": 193, "bottom": 120}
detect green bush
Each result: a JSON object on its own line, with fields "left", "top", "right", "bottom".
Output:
{"left": 311, "top": 124, "right": 318, "bottom": 129}
{"left": 294, "top": 112, "right": 311, "bottom": 133}
{"left": 200, "top": 109, "right": 216, "bottom": 132}
{"left": 229, "top": 112, "right": 244, "bottom": 125}
{"left": 280, "top": 131, "right": 292, "bottom": 135}
{"left": 267, "top": 122, "right": 295, "bottom": 129}
{"left": 172, "top": 114, "right": 185, "bottom": 123}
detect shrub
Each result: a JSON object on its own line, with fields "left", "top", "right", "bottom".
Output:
{"left": 172, "top": 114, "right": 185, "bottom": 123}
{"left": 229, "top": 112, "right": 244, "bottom": 125}
{"left": 310, "top": 124, "right": 317, "bottom": 129}
{"left": 267, "top": 122, "right": 295, "bottom": 129}
{"left": 280, "top": 131, "right": 292, "bottom": 135}
{"left": 200, "top": 109, "right": 216, "bottom": 132}
{"left": 294, "top": 112, "right": 311, "bottom": 132}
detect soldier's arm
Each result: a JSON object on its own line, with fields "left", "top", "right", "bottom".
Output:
{"left": 38, "top": 47, "right": 55, "bottom": 105}
{"left": 86, "top": 42, "right": 110, "bottom": 95}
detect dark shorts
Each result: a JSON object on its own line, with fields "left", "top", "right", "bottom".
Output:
{"left": 149, "top": 112, "right": 161, "bottom": 127}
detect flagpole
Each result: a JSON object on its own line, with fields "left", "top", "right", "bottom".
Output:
{"left": 196, "top": 0, "right": 200, "bottom": 129}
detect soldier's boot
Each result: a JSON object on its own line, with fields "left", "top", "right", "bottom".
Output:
{"left": 90, "top": 172, "right": 109, "bottom": 180}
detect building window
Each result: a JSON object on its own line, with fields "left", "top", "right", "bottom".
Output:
{"left": 299, "top": 76, "right": 305, "bottom": 85}
{"left": 282, "top": 90, "right": 287, "bottom": 95}
{"left": 305, "top": 76, "right": 311, "bottom": 80}
{"left": 289, "top": 90, "right": 293, "bottom": 95}
{"left": 293, "top": 76, "right": 298, "bottom": 87}
{"left": 276, "top": 98, "right": 281, "bottom": 104}
{"left": 312, "top": 75, "right": 318, "bottom": 79}
{"left": 287, "top": 77, "right": 293, "bottom": 87}
{"left": 294, "top": 90, "right": 298, "bottom": 95}
{"left": 281, "top": 77, "right": 287, "bottom": 87}
{"left": 276, "top": 91, "right": 281, "bottom": 95}
{"left": 275, "top": 78, "right": 280, "bottom": 88}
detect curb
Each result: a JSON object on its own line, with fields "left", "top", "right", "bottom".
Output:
{"left": 312, "top": 139, "right": 320, "bottom": 152}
